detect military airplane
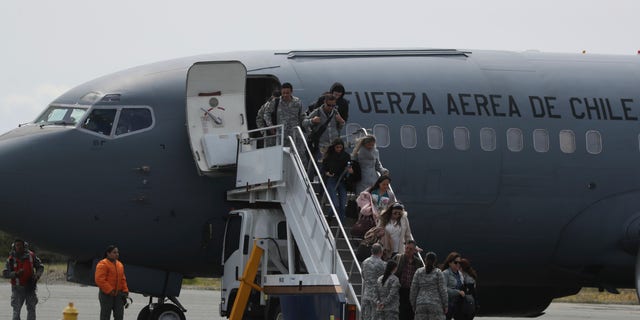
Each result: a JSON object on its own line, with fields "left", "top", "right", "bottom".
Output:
{"left": 1, "top": 48, "right": 639, "bottom": 319}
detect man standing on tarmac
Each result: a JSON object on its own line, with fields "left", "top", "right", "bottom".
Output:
{"left": 361, "top": 243, "right": 386, "bottom": 320}
{"left": 3, "top": 239, "right": 44, "bottom": 320}
{"left": 395, "top": 240, "right": 424, "bottom": 320}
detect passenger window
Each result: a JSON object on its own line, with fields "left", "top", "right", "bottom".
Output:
{"left": 559, "top": 130, "right": 576, "bottom": 153}
{"left": 585, "top": 130, "right": 602, "bottom": 154}
{"left": 400, "top": 125, "right": 417, "bottom": 149}
{"left": 533, "top": 129, "right": 550, "bottom": 153}
{"left": 453, "top": 127, "right": 470, "bottom": 151}
{"left": 427, "top": 125, "right": 443, "bottom": 149}
{"left": 115, "top": 108, "right": 153, "bottom": 136}
{"left": 373, "top": 124, "right": 390, "bottom": 148}
{"left": 480, "top": 127, "right": 496, "bottom": 151}
{"left": 507, "top": 128, "right": 523, "bottom": 152}
{"left": 82, "top": 109, "right": 117, "bottom": 136}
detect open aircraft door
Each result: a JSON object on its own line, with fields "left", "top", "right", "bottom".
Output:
{"left": 186, "top": 61, "right": 247, "bottom": 176}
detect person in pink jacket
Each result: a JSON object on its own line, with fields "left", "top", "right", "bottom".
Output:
{"left": 356, "top": 175, "right": 396, "bottom": 222}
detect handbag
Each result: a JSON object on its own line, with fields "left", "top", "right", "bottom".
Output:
{"left": 307, "top": 110, "right": 335, "bottom": 153}
{"left": 345, "top": 199, "right": 359, "bottom": 219}
{"left": 344, "top": 160, "right": 361, "bottom": 192}
{"left": 350, "top": 214, "right": 375, "bottom": 238}
{"left": 461, "top": 294, "right": 476, "bottom": 319}
{"left": 355, "top": 226, "right": 382, "bottom": 261}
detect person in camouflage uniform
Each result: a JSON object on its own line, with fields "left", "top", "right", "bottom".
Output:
{"left": 262, "top": 82, "right": 308, "bottom": 164}
{"left": 361, "top": 243, "right": 386, "bottom": 320}
{"left": 262, "top": 82, "right": 306, "bottom": 147}
{"left": 375, "top": 260, "right": 400, "bottom": 320}
{"left": 256, "top": 89, "right": 280, "bottom": 129}
{"left": 411, "top": 252, "right": 448, "bottom": 320}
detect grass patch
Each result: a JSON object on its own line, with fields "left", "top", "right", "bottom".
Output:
{"left": 182, "top": 278, "right": 221, "bottom": 290}
{"left": 45, "top": 263, "right": 67, "bottom": 272}
{"left": 554, "top": 287, "right": 638, "bottom": 305}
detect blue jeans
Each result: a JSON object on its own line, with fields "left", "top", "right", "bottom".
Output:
{"left": 326, "top": 176, "right": 347, "bottom": 220}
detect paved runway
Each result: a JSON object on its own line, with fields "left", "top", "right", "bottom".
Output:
{"left": 0, "top": 283, "right": 638, "bottom": 319}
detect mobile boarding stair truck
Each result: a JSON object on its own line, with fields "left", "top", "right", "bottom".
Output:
{"left": 222, "top": 127, "right": 363, "bottom": 320}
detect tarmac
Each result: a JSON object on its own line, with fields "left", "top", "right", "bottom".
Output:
{"left": 0, "top": 283, "right": 638, "bottom": 320}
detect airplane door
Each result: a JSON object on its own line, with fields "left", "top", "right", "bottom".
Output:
{"left": 186, "top": 61, "right": 247, "bottom": 175}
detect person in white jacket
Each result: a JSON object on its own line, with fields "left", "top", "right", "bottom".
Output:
{"left": 377, "top": 202, "right": 413, "bottom": 260}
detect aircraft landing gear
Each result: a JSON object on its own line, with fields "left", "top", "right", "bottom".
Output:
{"left": 137, "top": 305, "right": 151, "bottom": 320}
{"left": 137, "top": 296, "right": 186, "bottom": 320}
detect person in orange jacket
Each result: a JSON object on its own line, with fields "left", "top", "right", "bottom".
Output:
{"left": 95, "top": 245, "right": 129, "bottom": 320}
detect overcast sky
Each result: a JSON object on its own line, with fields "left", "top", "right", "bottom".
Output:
{"left": 1, "top": 0, "right": 637, "bottom": 134}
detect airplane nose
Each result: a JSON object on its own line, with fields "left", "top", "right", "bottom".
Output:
{"left": 0, "top": 129, "right": 63, "bottom": 237}
{"left": 0, "top": 137, "right": 31, "bottom": 235}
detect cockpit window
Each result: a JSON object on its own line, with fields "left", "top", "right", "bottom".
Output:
{"left": 36, "top": 106, "right": 87, "bottom": 126}
{"left": 80, "top": 106, "right": 154, "bottom": 137}
{"left": 115, "top": 108, "right": 153, "bottom": 136}
{"left": 82, "top": 109, "right": 117, "bottom": 136}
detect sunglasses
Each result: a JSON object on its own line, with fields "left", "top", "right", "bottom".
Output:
{"left": 452, "top": 260, "right": 461, "bottom": 265}
{"left": 391, "top": 203, "right": 404, "bottom": 210}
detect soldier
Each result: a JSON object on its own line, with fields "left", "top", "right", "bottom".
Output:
{"left": 411, "top": 252, "right": 448, "bottom": 320}
{"left": 3, "top": 239, "right": 44, "bottom": 320}
{"left": 361, "top": 243, "right": 386, "bottom": 320}
{"left": 256, "top": 89, "right": 280, "bottom": 147}
{"left": 255, "top": 89, "right": 280, "bottom": 129}
{"left": 376, "top": 260, "right": 401, "bottom": 320}
{"left": 262, "top": 82, "right": 306, "bottom": 147}
{"left": 262, "top": 82, "right": 307, "bottom": 165}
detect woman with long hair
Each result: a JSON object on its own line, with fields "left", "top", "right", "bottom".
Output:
{"left": 351, "top": 135, "right": 389, "bottom": 194}
{"left": 377, "top": 202, "right": 413, "bottom": 260}
{"left": 411, "top": 252, "right": 448, "bottom": 320}
{"left": 356, "top": 175, "right": 396, "bottom": 222}
{"left": 321, "top": 138, "right": 352, "bottom": 220}
{"left": 458, "top": 258, "right": 478, "bottom": 319}
{"left": 441, "top": 252, "right": 472, "bottom": 320}
{"left": 375, "top": 260, "right": 400, "bottom": 320}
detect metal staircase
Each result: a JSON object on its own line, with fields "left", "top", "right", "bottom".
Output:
{"left": 226, "top": 126, "right": 363, "bottom": 314}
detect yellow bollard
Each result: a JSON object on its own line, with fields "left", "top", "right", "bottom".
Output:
{"left": 62, "top": 302, "right": 78, "bottom": 320}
